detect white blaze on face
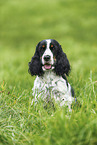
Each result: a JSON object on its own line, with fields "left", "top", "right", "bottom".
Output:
{"left": 42, "top": 39, "right": 54, "bottom": 71}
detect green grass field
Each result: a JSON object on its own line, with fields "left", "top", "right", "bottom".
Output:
{"left": 0, "top": 0, "right": 97, "bottom": 144}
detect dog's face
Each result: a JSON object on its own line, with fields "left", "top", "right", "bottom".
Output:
{"left": 37, "top": 39, "right": 59, "bottom": 71}
{"left": 29, "top": 39, "right": 70, "bottom": 76}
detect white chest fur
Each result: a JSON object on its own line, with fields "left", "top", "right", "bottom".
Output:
{"left": 32, "top": 71, "right": 74, "bottom": 108}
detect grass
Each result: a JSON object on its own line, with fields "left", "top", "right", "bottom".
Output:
{"left": 0, "top": 0, "right": 97, "bottom": 144}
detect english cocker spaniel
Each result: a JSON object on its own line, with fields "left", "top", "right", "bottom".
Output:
{"left": 29, "top": 39, "right": 76, "bottom": 109}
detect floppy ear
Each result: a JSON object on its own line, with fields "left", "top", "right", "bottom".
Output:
{"left": 28, "top": 44, "right": 44, "bottom": 76}
{"left": 55, "top": 45, "right": 70, "bottom": 76}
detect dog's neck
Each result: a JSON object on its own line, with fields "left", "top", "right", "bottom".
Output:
{"left": 39, "top": 70, "right": 62, "bottom": 84}
{"left": 41, "top": 70, "right": 55, "bottom": 78}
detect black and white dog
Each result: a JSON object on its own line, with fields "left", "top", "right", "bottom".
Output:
{"left": 29, "top": 39, "right": 75, "bottom": 109}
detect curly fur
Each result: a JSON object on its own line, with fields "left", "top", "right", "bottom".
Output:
{"left": 28, "top": 42, "right": 44, "bottom": 76}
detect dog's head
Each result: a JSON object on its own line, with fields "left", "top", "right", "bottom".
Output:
{"left": 28, "top": 39, "right": 70, "bottom": 76}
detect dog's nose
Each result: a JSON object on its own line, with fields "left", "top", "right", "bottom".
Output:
{"left": 44, "top": 55, "right": 51, "bottom": 61}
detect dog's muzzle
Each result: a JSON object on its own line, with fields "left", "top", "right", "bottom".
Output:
{"left": 42, "top": 55, "right": 55, "bottom": 71}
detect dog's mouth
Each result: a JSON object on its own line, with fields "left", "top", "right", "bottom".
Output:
{"left": 42, "top": 63, "right": 54, "bottom": 71}
{"left": 44, "top": 64, "right": 52, "bottom": 70}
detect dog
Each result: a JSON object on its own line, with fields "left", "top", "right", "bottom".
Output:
{"left": 28, "top": 39, "right": 75, "bottom": 109}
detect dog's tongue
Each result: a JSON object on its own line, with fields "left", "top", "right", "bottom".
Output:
{"left": 44, "top": 64, "right": 51, "bottom": 70}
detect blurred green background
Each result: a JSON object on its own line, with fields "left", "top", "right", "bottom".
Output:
{"left": 0, "top": 0, "right": 97, "bottom": 89}
{"left": 0, "top": 0, "right": 97, "bottom": 144}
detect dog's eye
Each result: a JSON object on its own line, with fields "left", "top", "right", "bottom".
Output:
{"left": 41, "top": 45, "right": 46, "bottom": 52}
{"left": 42, "top": 45, "right": 45, "bottom": 48}
{"left": 50, "top": 44, "right": 54, "bottom": 50}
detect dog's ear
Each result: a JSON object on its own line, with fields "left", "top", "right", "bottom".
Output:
{"left": 28, "top": 43, "right": 44, "bottom": 76}
{"left": 55, "top": 45, "right": 70, "bottom": 76}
